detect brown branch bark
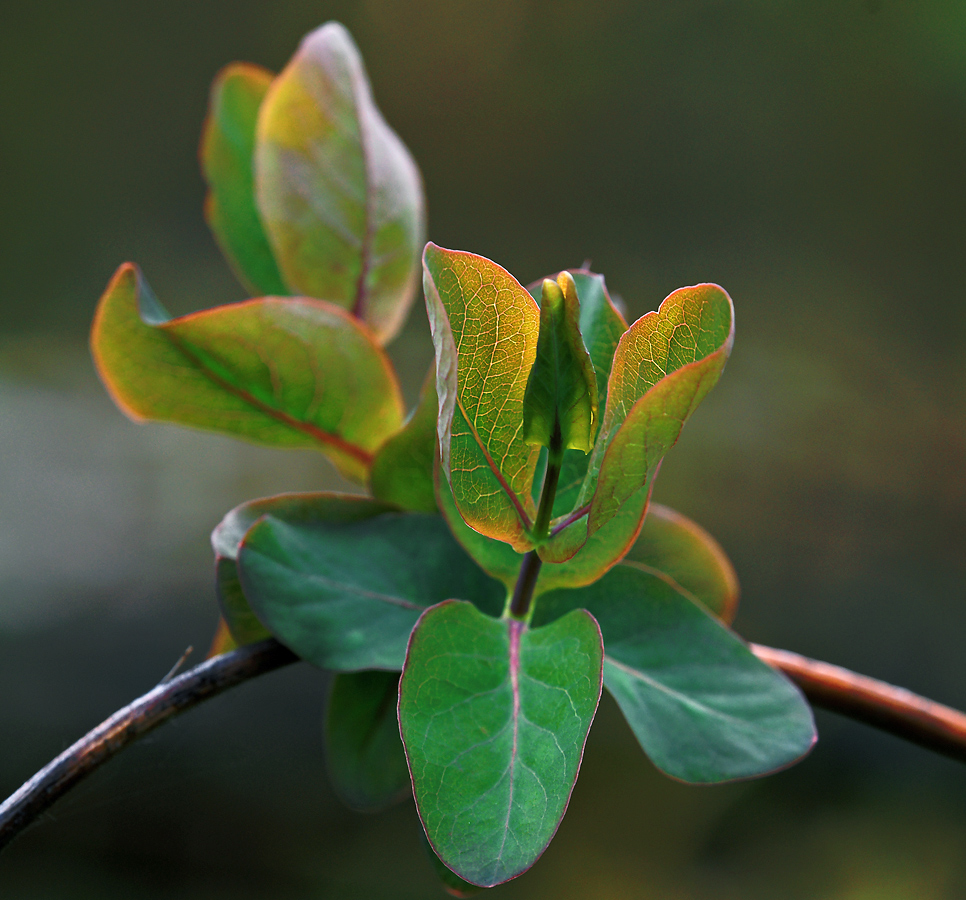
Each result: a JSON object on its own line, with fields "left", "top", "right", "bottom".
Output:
{"left": 750, "top": 643, "right": 966, "bottom": 763}
{"left": 2, "top": 638, "right": 966, "bottom": 854}
{"left": 0, "top": 638, "right": 298, "bottom": 851}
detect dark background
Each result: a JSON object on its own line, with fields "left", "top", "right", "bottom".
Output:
{"left": 2, "top": 1, "right": 966, "bottom": 897}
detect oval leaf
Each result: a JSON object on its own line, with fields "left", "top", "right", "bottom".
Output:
{"left": 237, "top": 511, "right": 505, "bottom": 671}
{"left": 91, "top": 264, "right": 404, "bottom": 482}
{"left": 533, "top": 564, "right": 815, "bottom": 783}
{"left": 423, "top": 244, "right": 540, "bottom": 551}
{"left": 325, "top": 670, "right": 411, "bottom": 812}
{"left": 255, "top": 22, "right": 424, "bottom": 345}
{"left": 212, "top": 492, "right": 397, "bottom": 644}
{"left": 201, "top": 62, "right": 288, "bottom": 296}
{"left": 399, "top": 600, "right": 603, "bottom": 887}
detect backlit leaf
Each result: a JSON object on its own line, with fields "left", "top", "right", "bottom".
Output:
{"left": 201, "top": 63, "right": 287, "bottom": 296}
{"left": 325, "top": 670, "right": 410, "bottom": 812}
{"left": 423, "top": 244, "right": 540, "bottom": 551}
{"left": 533, "top": 564, "right": 815, "bottom": 783}
{"left": 91, "top": 264, "right": 404, "bottom": 482}
{"left": 236, "top": 511, "right": 505, "bottom": 671}
{"left": 255, "top": 22, "right": 424, "bottom": 345}
{"left": 399, "top": 600, "right": 603, "bottom": 887}
{"left": 542, "top": 283, "right": 734, "bottom": 561}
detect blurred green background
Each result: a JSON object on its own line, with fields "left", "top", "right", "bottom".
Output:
{"left": 2, "top": 1, "right": 966, "bottom": 897}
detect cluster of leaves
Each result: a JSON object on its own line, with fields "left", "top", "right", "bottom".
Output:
{"left": 91, "top": 22, "right": 816, "bottom": 892}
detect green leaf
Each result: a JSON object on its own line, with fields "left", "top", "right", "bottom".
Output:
{"left": 533, "top": 564, "right": 815, "bottom": 783}
{"left": 212, "top": 492, "right": 395, "bottom": 645}
{"left": 91, "top": 264, "right": 404, "bottom": 482}
{"left": 526, "top": 269, "right": 626, "bottom": 519}
{"left": 325, "top": 670, "right": 410, "bottom": 812}
{"left": 523, "top": 272, "right": 598, "bottom": 454}
{"left": 423, "top": 244, "right": 540, "bottom": 551}
{"left": 200, "top": 62, "right": 288, "bottom": 297}
{"left": 237, "top": 511, "right": 505, "bottom": 671}
{"left": 255, "top": 22, "right": 424, "bottom": 345}
{"left": 625, "top": 503, "right": 739, "bottom": 623}
{"left": 541, "top": 283, "right": 734, "bottom": 562}
{"left": 418, "top": 828, "right": 485, "bottom": 897}
{"left": 369, "top": 367, "right": 438, "bottom": 513}
{"left": 399, "top": 600, "right": 603, "bottom": 887}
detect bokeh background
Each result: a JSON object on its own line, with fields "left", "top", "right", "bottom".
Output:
{"left": 2, "top": 1, "right": 966, "bottom": 897}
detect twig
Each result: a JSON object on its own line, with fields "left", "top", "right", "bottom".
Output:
{"left": 751, "top": 644, "right": 966, "bottom": 763}
{"left": 2, "top": 639, "right": 965, "bottom": 854}
{"left": 0, "top": 638, "right": 298, "bottom": 851}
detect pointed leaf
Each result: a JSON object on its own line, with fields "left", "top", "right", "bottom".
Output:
{"left": 423, "top": 244, "right": 540, "bottom": 551}
{"left": 237, "top": 511, "right": 505, "bottom": 671}
{"left": 255, "top": 22, "right": 424, "bottom": 344}
{"left": 522, "top": 272, "right": 598, "bottom": 453}
{"left": 201, "top": 63, "right": 287, "bottom": 296}
{"left": 542, "top": 283, "right": 734, "bottom": 561}
{"left": 91, "top": 264, "right": 404, "bottom": 482}
{"left": 399, "top": 600, "right": 603, "bottom": 887}
{"left": 626, "top": 503, "right": 739, "bottom": 623}
{"left": 325, "top": 670, "right": 410, "bottom": 812}
{"left": 369, "top": 367, "right": 438, "bottom": 512}
{"left": 212, "top": 492, "right": 395, "bottom": 644}
{"left": 533, "top": 564, "right": 815, "bottom": 783}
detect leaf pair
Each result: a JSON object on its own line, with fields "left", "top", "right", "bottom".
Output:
{"left": 202, "top": 22, "right": 424, "bottom": 343}
{"left": 424, "top": 244, "right": 734, "bottom": 588}
{"left": 92, "top": 23, "right": 425, "bottom": 482}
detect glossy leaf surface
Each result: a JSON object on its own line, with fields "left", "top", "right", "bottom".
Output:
{"left": 522, "top": 272, "right": 597, "bottom": 454}
{"left": 325, "top": 670, "right": 410, "bottom": 811}
{"left": 201, "top": 63, "right": 287, "bottom": 297}
{"left": 533, "top": 565, "right": 815, "bottom": 783}
{"left": 237, "top": 511, "right": 504, "bottom": 671}
{"left": 255, "top": 22, "right": 424, "bottom": 344}
{"left": 91, "top": 264, "right": 404, "bottom": 482}
{"left": 212, "top": 493, "right": 395, "bottom": 644}
{"left": 423, "top": 244, "right": 540, "bottom": 551}
{"left": 626, "top": 503, "right": 739, "bottom": 623}
{"left": 399, "top": 600, "right": 603, "bottom": 887}
{"left": 369, "top": 367, "right": 438, "bottom": 512}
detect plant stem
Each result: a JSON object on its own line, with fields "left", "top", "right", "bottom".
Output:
{"left": 0, "top": 638, "right": 297, "bottom": 852}
{"left": 3, "top": 638, "right": 966, "bottom": 852}
{"left": 509, "top": 431, "right": 563, "bottom": 620}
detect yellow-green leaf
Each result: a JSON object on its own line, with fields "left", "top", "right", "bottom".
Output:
{"left": 255, "top": 22, "right": 424, "bottom": 345}
{"left": 91, "top": 263, "right": 403, "bottom": 482}
{"left": 423, "top": 244, "right": 540, "bottom": 552}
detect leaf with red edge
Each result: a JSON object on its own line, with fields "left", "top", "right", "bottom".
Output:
{"left": 91, "top": 264, "right": 403, "bottom": 482}
{"left": 255, "top": 22, "right": 424, "bottom": 345}
{"left": 399, "top": 600, "right": 603, "bottom": 887}
{"left": 201, "top": 62, "right": 287, "bottom": 297}
{"left": 423, "top": 243, "right": 540, "bottom": 552}
{"left": 541, "top": 283, "right": 734, "bottom": 562}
